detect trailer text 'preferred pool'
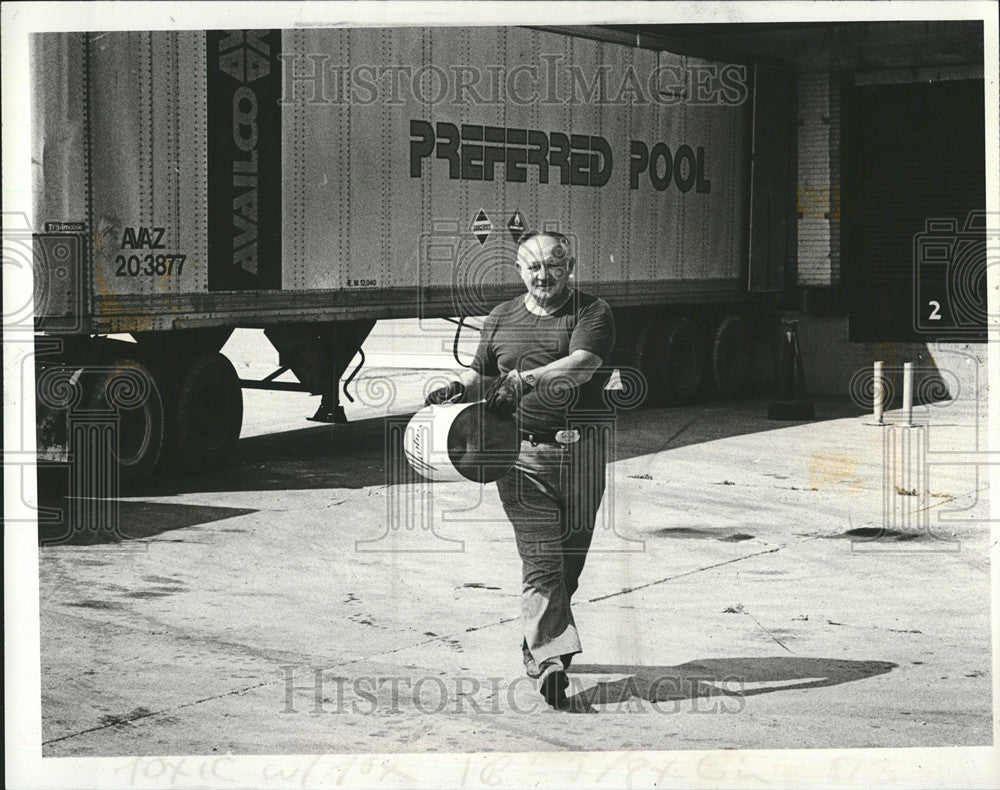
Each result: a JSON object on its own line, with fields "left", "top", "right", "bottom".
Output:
{"left": 410, "top": 121, "right": 710, "bottom": 193}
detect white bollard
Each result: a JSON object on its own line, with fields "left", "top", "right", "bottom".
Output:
{"left": 902, "top": 362, "right": 914, "bottom": 427}
{"left": 873, "top": 361, "right": 884, "bottom": 425}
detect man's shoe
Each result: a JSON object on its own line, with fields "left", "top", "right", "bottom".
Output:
{"left": 538, "top": 663, "right": 569, "bottom": 709}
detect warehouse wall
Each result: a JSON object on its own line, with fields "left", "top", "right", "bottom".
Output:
{"left": 798, "top": 315, "right": 988, "bottom": 407}
{"left": 796, "top": 70, "right": 840, "bottom": 287}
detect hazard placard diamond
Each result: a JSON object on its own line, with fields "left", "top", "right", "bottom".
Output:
{"left": 507, "top": 210, "right": 528, "bottom": 243}
{"left": 471, "top": 208, "right": 493, "bottom": 246}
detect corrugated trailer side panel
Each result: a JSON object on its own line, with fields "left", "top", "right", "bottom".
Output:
{"left": 285, "top": 27, "right": 751, "bottom": 297}
{"left": 417, "top": 27, "right": 531, "bottom": 298}
{"left": 562, "top": 33, "right": 605, "bottom": 277}
{"left": 597, "top": 37, "right": 636, "bottom": 285}
{"left": 348, "top": 29, "right": 396, "bottom": 294}
{"left": 87, "top": 32, "right": 209, "bottom": 307}
{"left": 282, "top": 28, "right": 526, "bottom": 298}
{"left": 283, "top": 29, "right": 346, "bottom": 292}
{"left": 31, "top": 33, "right": 88, "bottom": 232}
{"left": 178, "top": 32, "right": 210, "bottom": 296}
{"left": 33, "top": 28, "right": 753, "bottom": 332}
{"left": 30, "top": 33, "right": 90, "bottom": 327}
{"left": 626, "top": 45, "right": 662, "bottom": 284}
{"left": 532, "top": 30, "right": 574, "bottom": 245}
{"left": 501, "top": 29, "right": 546, "bottom": 282}
{"left": 677, "top": 53, "right": 749, "bottom": 281}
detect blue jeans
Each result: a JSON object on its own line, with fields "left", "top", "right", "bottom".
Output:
{"left": 495, "top": 425, "right": 609, "bottom": 678}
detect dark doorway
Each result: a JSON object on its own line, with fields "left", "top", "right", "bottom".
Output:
{"left": 843, "top": 78, "right": 986, "bottom": 342}
{"left": 748, "top": 63, "right": 795, "bottom": 295}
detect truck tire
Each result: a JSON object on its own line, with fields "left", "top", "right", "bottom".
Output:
{"left": 711, "top": 314, "right": 751, "bottom": 397}
{"left": 637, "top": 317, "right": 703, "bottom": 406}
{"left": 166, "top": 351, "right": 243, "bottom": 474}
{"left": 85, "top": 359, "right": 164, "bottom": 482}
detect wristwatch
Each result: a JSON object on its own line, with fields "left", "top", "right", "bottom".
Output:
{"left": 521, "top": 370, "right": 537, "bottom": 393}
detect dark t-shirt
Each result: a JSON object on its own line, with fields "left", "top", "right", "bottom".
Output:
{"left": 471, "top": 290, "right": 616, "bottom": 433}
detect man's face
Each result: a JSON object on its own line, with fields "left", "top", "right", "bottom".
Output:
{"left": 516, "top": 235, "right": 574, "bottom": 305}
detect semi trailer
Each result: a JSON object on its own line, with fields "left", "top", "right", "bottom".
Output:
{"left": 31, "top": 25, "right": 792, "bottom": 479}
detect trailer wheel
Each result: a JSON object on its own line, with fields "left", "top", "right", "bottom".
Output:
{"left": 637, "top": 317, "right": 703, "bottom": 406}
{"left": 166, "top": 351, "right": 243, "bottom": 474}
{"left": 711, "top": 314, "right": 751, "bottom": 397}
{"left": 85, "top": 359, "right": 164, "bottom": 482}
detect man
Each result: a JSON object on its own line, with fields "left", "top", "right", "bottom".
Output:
{"left": 426, "top": 231, "right": 615, "bottom": 708}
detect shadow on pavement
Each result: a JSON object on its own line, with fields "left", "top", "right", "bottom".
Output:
{"left": 566, "top": 656, "right": 896, "bottom": 710}
{"left": 40, "top": 397, "right": 863, "bottom": 501}
{"left": 35, "top": 397, "right": 865, "bottom": 546}
{"left": 37, "top": 499, "right": 258, "bottom": 546}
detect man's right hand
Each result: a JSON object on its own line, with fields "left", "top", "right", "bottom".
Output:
{"left": 425, "top": 380, "right": 466, "bottom": 406}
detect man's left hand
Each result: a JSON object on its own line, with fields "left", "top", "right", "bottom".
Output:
{"left": 484, "top": 370, "right": 531, "bottom": 415}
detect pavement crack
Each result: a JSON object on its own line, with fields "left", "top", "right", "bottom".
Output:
{"left": 586, "top": 545, "right": 785, "bottom": 603}
{"left": 826, "top": 619, "right": 925, "bottom": 636}
{"left": 658, "top": 417, "right": 699, "bottom": 451}
{"left": 42, "top": 678, "right": 278, "bottom": 747}
{"left": 742, "top": 609, "right": 794, "bottom": 653}
{"left": 42, "top": 624, "right": 520, "bottom": 748}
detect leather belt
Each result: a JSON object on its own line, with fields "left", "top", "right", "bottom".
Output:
{"left": 521, "top": 429, "right": 581, "bottom": 445}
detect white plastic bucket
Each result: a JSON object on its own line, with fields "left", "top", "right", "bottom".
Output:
{"left": 403, "top": 402, "right": 519, "bottom": 483}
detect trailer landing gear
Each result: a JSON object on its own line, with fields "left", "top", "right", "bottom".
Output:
{"left": 263, "top": 320, "right": 376, "bottom": 422}
{"left": 307, "top": 395, "right": 348, "bottom": 424}
{"left": 768, "top": 318, "right": 815, "bottom": 420}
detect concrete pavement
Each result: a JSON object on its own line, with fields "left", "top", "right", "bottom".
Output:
{"left": 37, "top": 372, "right": 992, "bottom": 755}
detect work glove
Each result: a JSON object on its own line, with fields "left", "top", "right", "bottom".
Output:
{"left": 425, "top": 380, "right": 465, "bottom": 406}
{"left": 484, "top": 370, "right": 529, "bottom": 416}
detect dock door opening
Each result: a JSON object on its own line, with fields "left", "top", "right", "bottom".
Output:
{"left": 843, "top": 78, "right": 986, "bottom": 342}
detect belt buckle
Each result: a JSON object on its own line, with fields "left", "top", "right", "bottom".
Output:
{"left": 555, "top": 429, "right": 580, "bottom": 445}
